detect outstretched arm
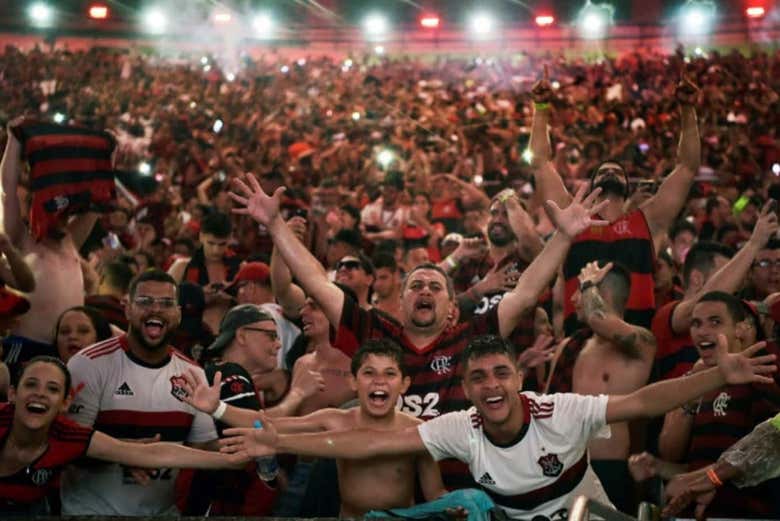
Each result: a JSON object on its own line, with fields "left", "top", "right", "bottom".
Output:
{"left": 221, "top": 421, "right": 428, "bottom": 461}
{"left": 606, "top": 335, "right": 776, "bottom": 423}
{"left": 87, "top": 430, "right": 244, "bottom": 469}
{"left": 230, "top": 174, "right": 344, "bottom": 326}
{"left": 529, "top": 66, "right": 571, "bottom": 210}
{"left": 498, "top": 185, "right": 609, "bottom": 337}
{"left": 642, "top": 77, "right": 700, "bottom": 248}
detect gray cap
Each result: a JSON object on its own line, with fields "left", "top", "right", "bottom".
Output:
{"left": 205, "top": 304, "right": 275, "bottom": 356}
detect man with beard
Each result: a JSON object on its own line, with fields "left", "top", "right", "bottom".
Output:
{"left": 1, "top": 120, "right": 98, "bottom": 374}
{"left": 61, "top": 270, "right": 218, "bottom": 515}
{"left": 452, "top": 190, "right": 544, "bottom": 319}
{"left": 530, "top": 67, "right": 701, "bottom": 335}
{"left": 230, "top": 173, "right": 609, "bottom": 488}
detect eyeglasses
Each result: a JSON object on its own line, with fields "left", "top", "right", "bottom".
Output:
{"left": 243, "top": 327, "right": 279, "bottom": 342}
{"left": 754, "top": 259, "right": 780, "bottom": 269}
{"left": 337, "top": 260, "right": 362, "bottom": 271}
{"left": 133, "top": 296, "right": 178, "bottom": 309}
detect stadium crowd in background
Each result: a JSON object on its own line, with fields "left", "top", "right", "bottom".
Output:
{"left": 0, "top": 41, "right": 779, "bottom": 519}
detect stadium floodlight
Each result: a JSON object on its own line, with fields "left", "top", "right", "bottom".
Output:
{"left": 468, "top": 11, "right": 496, "bottom": 38}
{"left": 363, "top": 13, "right": 389, "bottom": 39}
{"left": 678, "top": 0, "right": 715, "bottom": 37}
{"left": 745, "top": 6, "right": 765, "bottom": 18}
{"left": 52, "top": 112, "right": 66, "bottom": 124}
{"left": 535, "top": 15, "right": 555, "bottom": 27}
{"left": 420, "top": 15, "right": 440, "bottom": 29}
{"left": 374, "top": 45, "right": 385, "bottom": 55}
{"left": 141, "top": 7, "right": 168, "bottom": 33}
{"left": 577, "top": 1, "right": 614, "bottom": 39}
{"left": 88, "top": 4, "right": 109, "bottom": 20}
{"left": 28, "top": 2, "right": 54, "bottom": 26}
{"left": 252, "top": 13, "right": 274, "bottom": 37}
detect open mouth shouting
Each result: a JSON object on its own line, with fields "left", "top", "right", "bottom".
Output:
{"left": 368, "top": 390, "right": 390, "bottom": 406}
{"left": 696, "top": 340, "right": 716, "bottom": 363}
{"left": 142, "top": 317, "right": 167, "bottom": 342}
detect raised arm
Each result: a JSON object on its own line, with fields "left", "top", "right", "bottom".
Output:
{"left": 270, "top": 216, "right": 310, "bottom": 319}
{"left": 504, "top": 194, "right": 544, "bottom": 263}
{"left": 1, "top": 122, "right": 27, "bottom": 247}
{"left": 606, "top": 335, "right": 776, "bottom": 423}
{"left": 498, "top": 185, "right": 609, "bottom": 337}
{"left": 67, "top": 212, "right": 99, "bottom": 250}
{"left": 642, "top": 77, "right": 700, "bottom": 248}
{"left": 578, "top": 261, "right": 656, "bottom": 360}
{"left": 230, "top": 174, "right": 344, "bottom": 326}
{"left": 669, "top": 203, "right": 778, "bottom": 335}
{"left": 529, "top": 66, "right": 571, "bottom": 210}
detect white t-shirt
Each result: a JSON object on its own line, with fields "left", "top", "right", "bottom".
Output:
{"left": 61, "top": 335, "right": 217, "bottom": 515}
{"left": 418, "top": 392, "right": 613, "bottom": 521}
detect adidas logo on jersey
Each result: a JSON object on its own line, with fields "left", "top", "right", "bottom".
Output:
{"left": 477, "top": 472, "right": 496, "bottom": 485}
{"left": 114, "top": 382, "right": 134, "bottom": 396}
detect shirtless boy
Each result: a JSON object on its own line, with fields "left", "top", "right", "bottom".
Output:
{"left": 183, "top": 338, "right": 447, "bottom": 517}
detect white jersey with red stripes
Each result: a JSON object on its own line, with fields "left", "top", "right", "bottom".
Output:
{"left": 418, "top": 392, "right": 613, "bottom": 521}
{"left": 61, "top": 335, "right": 217, "bottom": 515}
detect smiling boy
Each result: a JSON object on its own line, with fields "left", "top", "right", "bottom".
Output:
{"left": 183, "top": 338, "right": 448, "bottom": 517}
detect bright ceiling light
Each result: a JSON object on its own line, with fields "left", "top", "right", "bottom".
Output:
{"left": 363, "top": 13, "right": 389, "bottom": 39}
{"left": 141, "top": 7, "right": 168, "bottom": 33}
{"left": 468, "top": 11, "right": 496, "bottom": 39}
{"left": 28, "top": 3, "right": 54, "bottom": 26}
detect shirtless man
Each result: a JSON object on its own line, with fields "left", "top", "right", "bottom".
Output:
{"left": 1, "top": 120, "right": 98, "bottom": 371}
{"left": 183, "top": 339, "right": 447, "bottom": 517}
{"left": 569, "top": 261, "right": 656, "bottom": 511}
{"left": 293, "top": 297, "right": 355, "bottom": 415}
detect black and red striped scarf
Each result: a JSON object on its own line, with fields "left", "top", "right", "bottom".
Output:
{"left": 12, "top": 122, "right": 116, "bottom": 240}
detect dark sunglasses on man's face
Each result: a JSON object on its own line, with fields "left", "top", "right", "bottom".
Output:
{"left": 337, "top": 260, "right": 362, "bottom": 271}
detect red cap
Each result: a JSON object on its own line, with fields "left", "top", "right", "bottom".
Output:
{"left": 227, "top": 262, "right": 271, "bottom": 293}
{"left": 0, "top": 286, "right": 30, "bottom": 316}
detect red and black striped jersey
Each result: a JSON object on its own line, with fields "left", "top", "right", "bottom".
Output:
{"left": 334, "top": 294, "right": 502, "bottom": 419}
{"left": 0, "top": 403, "right": 93, "bottom": 512}
{"left": 563, "top": 209, "right": 656, "bottom": 337}
{"left": 686, "top": 345, "right": 780, "bottom": 518}
{"left": 651, "top": 300, "right": 699, "bottom": 381}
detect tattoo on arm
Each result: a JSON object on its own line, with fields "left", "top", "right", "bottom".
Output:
{"left": 581, "top": 286, "right": 608, "bottom": 322}
{"left": 612, "top": 327, "right": 656, "bottom": 360}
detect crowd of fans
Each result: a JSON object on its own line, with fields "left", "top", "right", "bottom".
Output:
{"left": 0, "top": 41, "right": 779, "bottom": 519}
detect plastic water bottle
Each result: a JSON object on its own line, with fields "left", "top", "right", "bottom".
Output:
{"left": 253, "top": 420, "right": 279, "bottom": 481}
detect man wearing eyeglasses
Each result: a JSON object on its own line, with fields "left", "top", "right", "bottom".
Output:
{"left": 334, "top": 254, "right": 375, "bottom": 310}
{"left": 62, "top": 270, "right": 219, "bottom": 515}
{"left": 745, "top": 238, "right": 780, "bottom": 301}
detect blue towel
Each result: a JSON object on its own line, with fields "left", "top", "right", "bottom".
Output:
{"left": 366, "top": 489, "right": 497, "bottom": 521}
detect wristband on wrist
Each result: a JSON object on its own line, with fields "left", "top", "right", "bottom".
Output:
{"left": 534, "top": 102, "right": 551, "bottom": 110}
{"left": 706, "top": 467, "right": 724, "bottom": 487}
{"left": 579, "top": 280, "right": 596, "bottom": 293}
{"left": 446, "top": 256, "right": 459, "bottom": 270}
{"left": 211, "top": 400, "right": 228, "bottom": 420}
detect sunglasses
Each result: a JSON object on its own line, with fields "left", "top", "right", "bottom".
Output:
{"left": 337, "top": 260, "right": 364, "bottom": 271}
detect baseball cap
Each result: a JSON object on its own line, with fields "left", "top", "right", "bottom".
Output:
{"left": 226, "top": 262, "right": 271, "bottom": 295}
{"left": 205, "top": 304, "right": 275, "bottom": 356}
{"left": 0, "top": 286, "right": 30, "bottom": 316}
